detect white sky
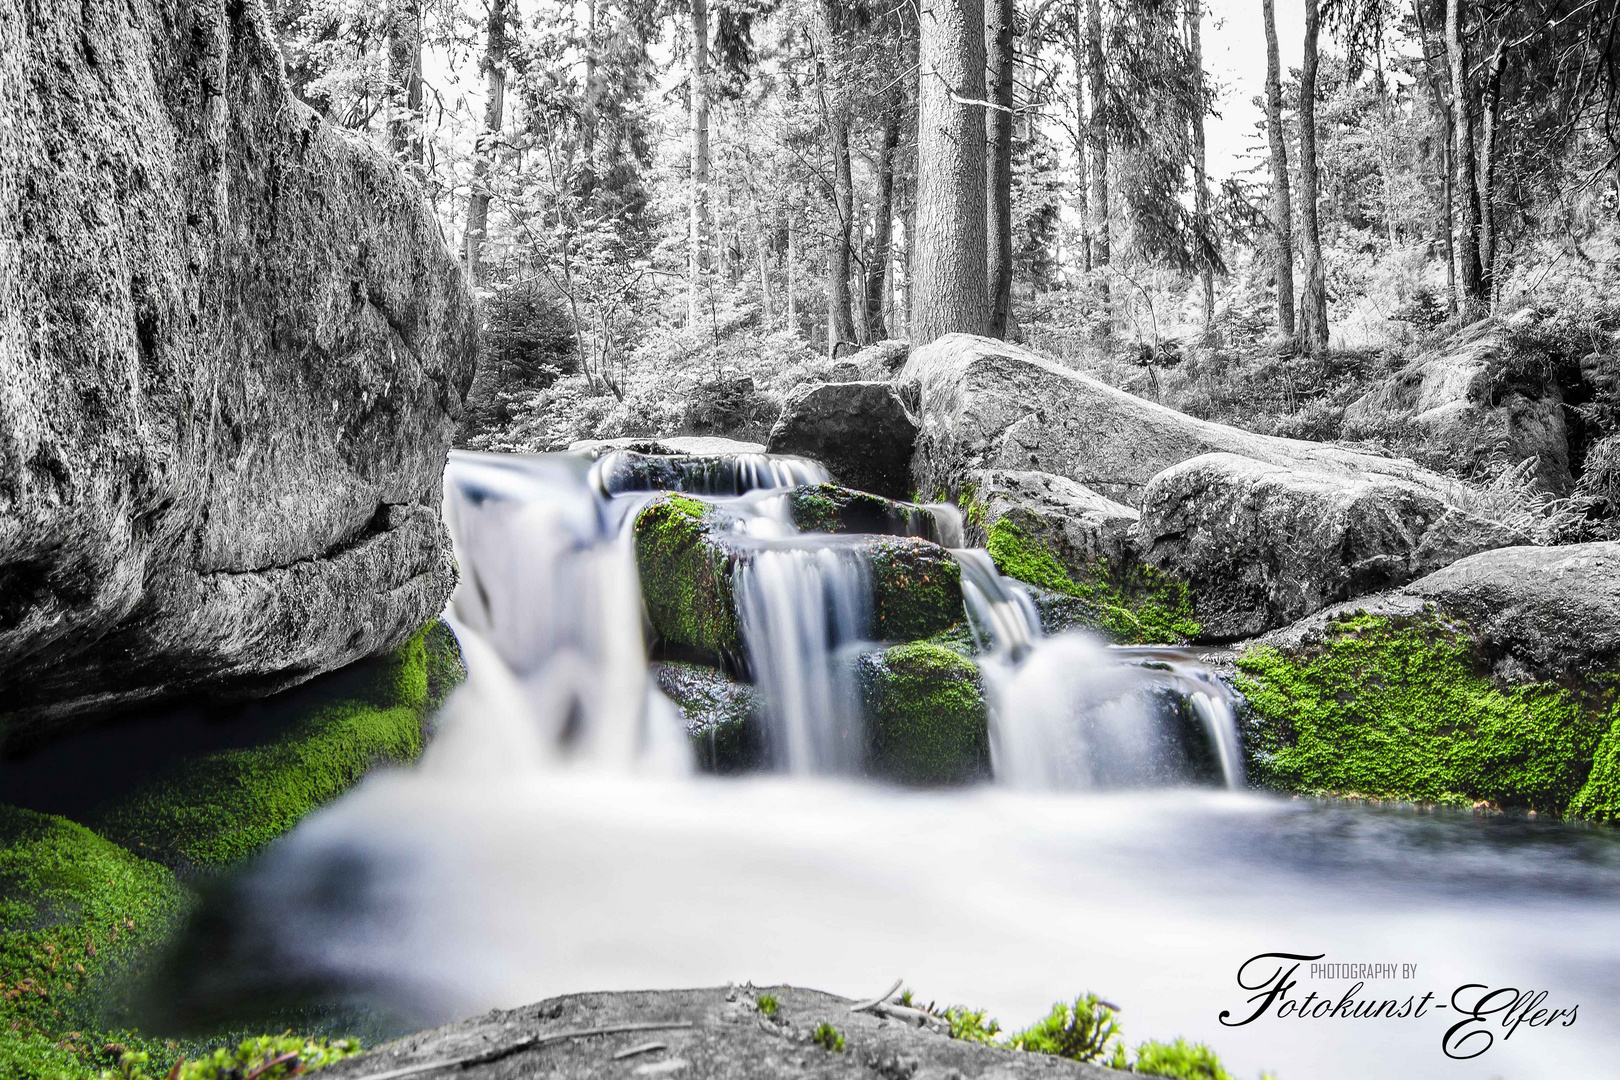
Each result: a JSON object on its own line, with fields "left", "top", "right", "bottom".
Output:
{"left": 1202, "top": 0, "right": 1308, "bottom": 182}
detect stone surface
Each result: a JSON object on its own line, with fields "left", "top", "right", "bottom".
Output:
{"left": 767, "top": 382, "right": 919, "bottom": 500}
{"left": 1261, "top": 540, "right": 1620, "bottom": 683}
{"left": 1139, "top": 453, "right": 1526, "bottom": 640}
{"left": 859, "top": 641, "right": 990, "bottom": 785}
{"left": 0, "top": 0, "right": 476, "bottom": 747}
{"left": 569, "top": 436, "right": 769, "bottom": 457}
{"left": 824, "top": 339, "right": 911, "bottom": 383}
{"left": 966, "top": 469, "right": 1139, "bottom": 570}
{"left": 319, "top": 986, "right": 1126, "bottom": 1080}
{"left": 654, "top": 660, "right": 768, "bottom": 773}
{"left": 786, "top": 484, "right": 942, "bottom": 541}
{"left": 898, "top": 334, "right": 1469, "bottom": 507}
{"left": 1345, "top": 314, "right": 1573, "bottom": 492}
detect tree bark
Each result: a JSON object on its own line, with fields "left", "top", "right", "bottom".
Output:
{"left": 910, "top": 0, "right": 990, "bottom": 343}
{"left": 816, "top": 0, "right": 858, "bottom": 355}
{"left": 1188, "top": 0, "right": 1212, "bottom": 333}
{"left": 986, "top": 0, "right": 1016, "bottom": 338}
{"left": 1262, "top": 0, "right": 1293, "bottom": 335}
{"left": 865, "top": 88, "right": 902, "bottom": 341}
{"left": 787, "top": 211, "right": 799, "bottom": 336}
{"left": 687, "top": 0, "right": 712, "bottom": 330}
{"left": 464, "top": 0, "right": 508, "bottom": 289}
{"left": 1296, "top": 0, "right": 1329, "bottom": 354}
{"left": 1479, "top": 40, "right": 1506, "bottom": 305}
{"left": 386, "top": 0, "right": 423, "bottom": 163}
{"left": 1086, "top": 0, "right": 1110, "bottom": 334}
{"left": 1071, "top": 3, "right": 1092, "bottom": 273}
{"left": 1445, "top": 0, "right": 1485, "bottom": 317}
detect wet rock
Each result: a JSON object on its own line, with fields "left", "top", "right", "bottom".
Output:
{"left": 0, "top": 0, "right": 476, "bottom": 747}
{"left": 767, "top": 382, "right": 919, "bottom": 500}
{"left": 594, "top": 448, "right": 826, "bottom": 497}
{"left": 1345, "top": 315, "right": 1573, "bottom": 493}
{"left": 898, "top": 334, "right": 1471, "bottom": 508}
{"left": 319, "top": 986, "right": 1128, "bottom": 1080}
{"left": 859, "top": 641, "right": 990, "bottom": 785}
{"left": 964, "top": 469, "right": 1139, "bottom": 569}
{"left": 654, "top": 661, "right": 768, "bottom": 773}
{"left": 785, "top": 484, "right": 940, "bottom": 541}
{"left": 633, "top": 496, "right": 964, "bottom": 665}
{"left": 1139, "top": 453, "right": 1526, "bottom": 640}
{"left": 569, "top": 436, "right": 769, "bottom": 457}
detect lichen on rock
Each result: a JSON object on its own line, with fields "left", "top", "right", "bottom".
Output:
{"left": 860, "top": 641, "right": 990, "bottom": 785}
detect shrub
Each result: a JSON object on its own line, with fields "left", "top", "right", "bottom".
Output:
{"left": 1009, "top": 995, "right": 1122, "bottom": 1063}
{"left": 1132, "top": 1039, "right": 1234, "bottom": 1080}
{"left": 810, "top": 1023, "right": 845, "bottom": 1052}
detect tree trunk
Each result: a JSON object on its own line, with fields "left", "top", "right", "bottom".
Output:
{"left": 819, "top": 0, "right": 858, "bottom": 356}
{"left": 1086, "top": 0, "right": 1110, "bottom": 334}
{"left": 1479, "top": 40, "right": 1506, "bottom": 305}
{"left": 687, "top": 0, "right": 712, "bottom": 330}
{"left": 910, "top": 0, "right": 990, "bottom": 343}
{"left": 1188, "top": 0, "right": 1212, "bottom": 333}
{"left": 787, "top": 211, "right": 799, "bottom": 337}
{"left": 464, "top": 0, "right": 508, "bottom": 289}
{"left": 1262, "top": 0, "right": 1293, "bottom": 335}
{"left": 986, "top": 0, "right": 1016, "bottom": 338}
{"left": 865, "top": 89, "right": 902, "bottom": 341}
{"left": 1445, "top": 0, "right": 1484, "bottom": 317}
{"left": 386, "top": 0, "right": 423, "bottom": 163}
{"left": 1296, "top": 0, "right": 1328, "bottom": 354}
{"left": 1071, "top": 4, "right": 1092, "bottom": 273}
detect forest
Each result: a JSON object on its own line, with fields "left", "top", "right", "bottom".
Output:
{"left": 272, "top": 0, "right": 1620, "bottom": 513}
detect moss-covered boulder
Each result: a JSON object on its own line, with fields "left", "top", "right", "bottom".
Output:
{"left": 654, "top": 661, "right": 769, "bottom": 773}
{"left": 86, "top": 622, "right": 462, "bottom": 874}
{"left": 983, "top": 518, "right": 1197, "bottom": 645}
{"left": 1236, "top": 610, "right": 1619, "bottom": 817}
{"left": 634, "top": 495, "right": 965, "bottom": 660}
{"left": 0, "top": 806, "right": 190, "bottom": 1078}
{"left": 786, "top": 484, "right": 940, "bottom": 541}
{"left": 860, "top": 642, "right": 990, "bottom": 785}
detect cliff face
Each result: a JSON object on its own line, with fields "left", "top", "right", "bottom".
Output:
{"left": 0, "top": 0, "right": 477, "bottom": 747}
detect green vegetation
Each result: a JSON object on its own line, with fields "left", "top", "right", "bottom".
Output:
{"left": 1236, "top": 612, "right": 1619, "bottom": 814}
{"left": 1132, "top": 1039, "right": 1233, "bottom": 1080}
{"left": 755, "top": 994, "right": 779, "bottom": 1017}
{"left": 0, "top": 807, "right": 190, "bottom": 1080}
{"left": 1009, "top": 995, "right": 1124, "bottom": 1065}
{"left": 867, "top": 539, "right": 964, "bottom": 643}
{"left": 785, "top": 484, "right": 934, "bottom": 539}
{"left": 1, "top": 622, "right": 463, "bottom": 1080}
{"left": 90, "top": 626, "right": 452, "bottom": 872}
{"left": 633, "top": 495, "right": 742, "bottom": 659}
{"left": 809, "top": 1023, "right": 844, "bottom": 1053}
{"left": 942, "top": 1007, "right": 1001, "bottom": 1045}
{"left": 861, "top": 642, "right": 989, "bottom": 785}
{"left": 985, "top": 519, "right": 1199, "bottom": 645}
{"left": 1568, "top": 711, "right": 1620, "bottom": 822}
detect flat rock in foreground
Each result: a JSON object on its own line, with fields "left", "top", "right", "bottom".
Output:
{"left": 321, "top": 986, "right": 1125, "bottom": 1080}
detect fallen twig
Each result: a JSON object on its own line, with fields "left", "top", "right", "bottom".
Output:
{"left": 849, "top": 978, "right": 905, "bottom": 1014}
{"left": 241, "top": 1053, "right": 301, "bottom": 1080}
{"left": 347, "top": 1022, "right": 696, "bottom": 1080}
{"left": 611, "top": 1042, "right": 667, "bottom": 1061}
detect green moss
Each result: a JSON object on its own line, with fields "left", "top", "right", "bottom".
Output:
{"left": 985, "top": 520, "right": 1199, "bottom": 644}
{"left": 0, "top": 805, "right": 190, "bottom": 1080}
{"left": 1132, "top": 1039, "right": 1233, "bottom": 1080}
{"left": 862, "top": 641, "right": 989, "bottom": 785}
{"left": 633, "top": 495, "right": 742, "bottom": 659}
{"left": 755, "top": 994, "right": 779, "bottom": 1017}
{"left": 867, "top": 539, "right": 964, "bottom": 643}
{"left": 90, "top": 626, "right": 451, "bottom": 874}
{"left": 1565, "top": 701, "right": 1620, "bottom": 822}
{"left": 786, "top": 484, "right": 935, "bottom": 538}
{"left": 942, "top": 1007, "right": 1002, "bottom": 1045}
{"left": 1008, "top": 995, "right": 1122, "bottom": 1063}
{"left": 1235, "top": 612, "right": 1617, "bottom": 813}
{"left": 809, "top": 1023, "right": 844, "bottom": 1053}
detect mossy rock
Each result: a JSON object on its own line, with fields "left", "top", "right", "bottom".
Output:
{"left": 1235, "top": 611, "right": 1620, "bottom": 815}
{"left": 634, "top": 496, "right": 965, "bottom": 660}
{"left": 985, "top": 519, "right": 1198, "bottom": 645}
{"left": 786, "top": 484, "right": 939, "bottom": 540}
{"left": 861, "top": 642, "right": 990, "bottom": 785}
{"left": 633, "top": 495, "right": 744, "bottom": 660}
{"left": 0, "top": 805, "right": 191, "bottom": 1078}
{"left": 88, "top": 622, "right": 463, "bottom": 874}
{"left": 654, "top": 661, "right": 769, "bottom": 773}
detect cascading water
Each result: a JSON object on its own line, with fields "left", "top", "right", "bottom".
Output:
{"left": 143, "top": 445, "right": 1620, "bottom": 1080}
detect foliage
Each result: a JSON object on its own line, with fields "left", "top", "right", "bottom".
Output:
{"left": 941, "top": 1007, "right": 1001, "bottom": 1045}
{"left": 1235, "top": 612, "right": 1619, "bottom": 814}
{"left": 1132, "top": 1039, "right": 1233, "bottom": 1080}
{"left": 984, "top": 519, "right": 1200, "bottom": 645}
{"left": 755, "top": 994, "right": 778, "bottom": 1017}
{"left": 809, "top": 1023, "right": 844, "bottom": 1053}
{"left": 94, "top": 1038, "right": 362, "bottom": 1080}
{"left": 1008, "top": 995, "right": 1122, "bottom": 1063}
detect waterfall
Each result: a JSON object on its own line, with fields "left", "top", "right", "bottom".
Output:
{"left": 591, "top": 449, "right": 828, "bottom": 497}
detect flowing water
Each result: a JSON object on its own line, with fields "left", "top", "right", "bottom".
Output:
{"left": 151, "top": 449, "right": 1620, "bottom": 1080}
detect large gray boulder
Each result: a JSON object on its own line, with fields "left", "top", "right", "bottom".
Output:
{"left": 1139, "top": 453, "right": 1527, "bottom": 640}
{"left": 767, "top": 381, "right": 919, "bottom": 500}
{"left": 966, "top": 468, "right": 1139, "bottom": 568}
{"left": 898, "top": 334, "right": 1466, "bottom": 507}
{"left": 1345, "top": 315, "right": 1573, "bottom": 493}
{"left": 320, "top": 986, "right": 1126, "bottom": 1080}
{"left": 0, "top": 0, "right": 476, "bottom": 747}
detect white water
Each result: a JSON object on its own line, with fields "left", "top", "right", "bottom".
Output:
{"left": 154, "top": 449, "right": 1619, "bottom": 1080}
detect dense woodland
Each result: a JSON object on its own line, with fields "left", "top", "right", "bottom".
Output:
{"left": 269, "top": 0, "right": 1620, "bottom": 495}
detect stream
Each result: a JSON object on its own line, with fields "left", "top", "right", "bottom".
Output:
{"left": 150, "top": 449, "right": 1620, "bottom": 1080}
